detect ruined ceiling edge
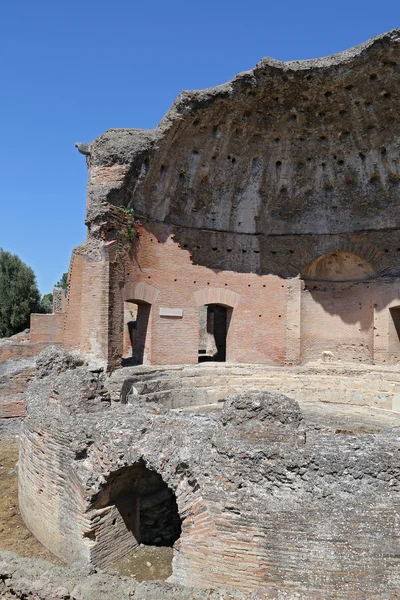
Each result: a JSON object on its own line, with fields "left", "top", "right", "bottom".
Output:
{"left": 83, "top": 28, "right": 400, "bottom": 158}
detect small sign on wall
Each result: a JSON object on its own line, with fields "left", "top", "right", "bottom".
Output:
{"left": 159, "top": 307, "right": 183, "bottom": 318}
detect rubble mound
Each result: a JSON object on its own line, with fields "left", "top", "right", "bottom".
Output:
{"left": 36, "top": 346, "right": 84, "bottom": 379}
{"left": 220, "top": 390, "right": 302, "bottom": 427}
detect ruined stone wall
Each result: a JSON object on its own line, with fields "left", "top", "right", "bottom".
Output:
{"left": 99, "top": 224, "right": 400, "bottom": 368}
{"left": 113, "top": 225, "right": 288, "bottom": 367}
{"left": 0, "top": 341, "right": 56, "bottom": 421}
{"left": 18, "top": 352, "right": 400, "bottom": 598}
{"left": 63, "top": 31, "right": 400, "bottom": 369}
{"left": 30, "top": 314, "right": 65, "bottom": 344}
{"left": 19, "top": 422, "right": 89, "bottom": 564}
{"left": 301, "top": 280, "right": 375, "bottom": 363}
{"left": 0, "top": 342, "right": 49, "bottom": 363}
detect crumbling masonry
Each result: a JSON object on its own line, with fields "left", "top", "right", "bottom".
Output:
{"left": 15, "top": 30, "right": 400, "bottom": 598}
{"left": 29, "top": 29, "right": 400, "bottom": 372}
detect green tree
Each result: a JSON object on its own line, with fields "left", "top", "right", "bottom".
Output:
{"left": 0, "top": 249, "right": 42, "bottom": 337}
{"left": 55, "top": 272, "right": 68, "bottom": 290}
{"left": 40, "top": 293, "right": 53, "bottom": 314}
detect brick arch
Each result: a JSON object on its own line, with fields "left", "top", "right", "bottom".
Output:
{"left": 288, "top": 237, "right": 391, "bottom": 278}
{"left": 194, "top": 287, "right": 241, "bottom": 308}
{"left": 83, "top": 444, "right": 217, "bottom": 571}
{"left": 123, "top": 282, "right": 160, "bottom": 304}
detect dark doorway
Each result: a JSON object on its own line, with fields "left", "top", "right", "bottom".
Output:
{"left": 389, "top": 306, "right": 400, "bottom": 363}
{"left": 123, "top": 301, "right": 151, "bottom": 366}
{"left": 198, "top": 304, "right": 229, "bottom": 363}
{"left": 93, "top": 461, "right": 182, "bottom": 548}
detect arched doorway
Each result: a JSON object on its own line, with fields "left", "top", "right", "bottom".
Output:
{"left": 123, "top": 300, "right": 151, "bottom": 365}
{"left": 198, "top": 304, "right": 231, "bottom": 363}
{"left": 89, "top": 461, "right": 182, "bottom": 568}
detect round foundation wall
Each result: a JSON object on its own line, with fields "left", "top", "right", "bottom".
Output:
{"left": 18, "top": 359, "right": 400, "bottom": 598}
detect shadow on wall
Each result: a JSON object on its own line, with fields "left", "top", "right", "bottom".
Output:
{"left": 93, "top": 461, "right": 182, "bottom": 548}
{"left": 135, "top": 222, "right": 399, "bottom": 280}
{"left": 302, "top": 251, "right": 376, "bottom": 330}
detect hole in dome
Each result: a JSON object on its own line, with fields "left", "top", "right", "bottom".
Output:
{"left": 370, "top": 73, "right": 378, "bottom": 80}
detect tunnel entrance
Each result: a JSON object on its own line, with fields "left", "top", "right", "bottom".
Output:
{"left": 93, "top": 461, "right": 182, "bottom": 550}
{"left": 122, "top": 301, "right": 151, "bottom": 366}
{"left": 198, "top": 304, "right": 229, "bottom": 362}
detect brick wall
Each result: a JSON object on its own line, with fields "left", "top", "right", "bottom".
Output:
{"left": 107, "top": 225, "right": 288, "bottom": 367}
{"left": 0, "top": 341, "right": 50, "bottom": 363}
{"left": 56, "top": 228, "right": 400, "bottom": 369}
{"left": 30, "top": 313, "right": 65, "bottom": 344}
{"left": 301, "top": 280, "right": 375, "bottom": 363}
{"left": 63, "top": 251, "right": 84, "bottom": 351}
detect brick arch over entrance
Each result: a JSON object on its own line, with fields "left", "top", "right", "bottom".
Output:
{"left": 288, "top": 237, "right": 390, "bottom": 278}
{"left": 194, "top": 287, "right": 241, "bottom": 308}
{"left": 83, "top": 446, "right": 218, "bottom": 577}
{"left": 123, "top": 282, "right": 160, "bottom": 304}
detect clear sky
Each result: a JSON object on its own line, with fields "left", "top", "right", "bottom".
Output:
{"left": 0, "top": 0, "right": 398, "bottom": 294}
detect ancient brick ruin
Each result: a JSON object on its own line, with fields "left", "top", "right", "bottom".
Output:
{"left": 28, "top": 29, "right": 400, "bottom": 373}
{"left": 5, "top": 30, "right": 400, "bottom": 598}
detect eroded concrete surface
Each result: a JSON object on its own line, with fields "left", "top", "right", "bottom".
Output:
{"left": 13, "top": 347, "right": 400, "bottom": 599}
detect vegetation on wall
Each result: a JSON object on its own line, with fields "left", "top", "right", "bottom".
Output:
{"left": 117, "top": 207, "right": 137, "bottom": 253}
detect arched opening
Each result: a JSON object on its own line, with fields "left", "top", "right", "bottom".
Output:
{"left": 122, "top": 300, "right": 151, "bottom": 366}
{"left": 198, "top": 304, "right": 231, "bottom": 362}
{"left": 301, "top": 251, "right": 375, "bottom": 282}
{"left": 90, "top": 461, "right": 182, "bottom": 569}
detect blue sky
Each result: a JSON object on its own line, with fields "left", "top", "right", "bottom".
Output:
{"left": 0, "top": 1, "right": 398, "bottom": 294}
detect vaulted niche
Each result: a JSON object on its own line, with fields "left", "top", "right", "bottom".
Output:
{"left": 301, "top": 251, "right": 375, "bottom": 282}
{"left": 198, "top": 304, "right": 231, "bottom": 362}
{"left": 300, "top": 251, "right": 375, "bottom": 364}
{"left": 90, "top": 462, "right": 182, "bottom": 567}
